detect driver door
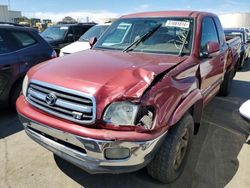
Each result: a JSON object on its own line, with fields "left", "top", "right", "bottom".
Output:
{"left": 199, "top": 16, "right": 225, "bottom": 104}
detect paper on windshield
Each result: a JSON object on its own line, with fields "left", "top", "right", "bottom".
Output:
{"left": 165, "top": 20, "right": 190, "bottom": 28}
{"left": 60, "top": 27, "right": 69, "bottom": 30}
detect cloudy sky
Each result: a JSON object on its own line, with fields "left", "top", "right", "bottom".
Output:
{"left": 1, "top": 0, "right": 250, "bottom": 22}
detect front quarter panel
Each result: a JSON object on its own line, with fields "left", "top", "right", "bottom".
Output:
{"left": 141, "top": 56, "right": 200, "bottom": 131}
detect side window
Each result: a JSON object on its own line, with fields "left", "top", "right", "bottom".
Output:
{"left": 0, "top": 31, "right": 12, "bottom": 54}
{"left": 11, "top": 31, "right": 37, "bottom": 48}
{"left": 200, "top": 17, "right": 219, "bottom": 53}
{"left": 214, "top": 17, "right": 225, "bottom": 46}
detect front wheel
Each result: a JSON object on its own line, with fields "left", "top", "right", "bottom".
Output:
{"left": 147, "top": 113, "right": 194, "bottom": 183}
{"left": 9, "top": 80, "right": 22, "bottom": 109}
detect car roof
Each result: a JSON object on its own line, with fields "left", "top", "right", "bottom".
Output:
{"left": 0, "top": 24, "right": 37, "bottom": 32}
{"left": 121, "top": 10, "right": 216, "bottom": 19}
{"left": 53, "top": 23, "right": 96, "bottom": 27}
{"left": 97, "top": 23, "right": 112, "bottom": 26}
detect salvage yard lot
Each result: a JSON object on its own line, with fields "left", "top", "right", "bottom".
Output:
{"left": 0, "top": 61, "right": 250, "bottom": 188}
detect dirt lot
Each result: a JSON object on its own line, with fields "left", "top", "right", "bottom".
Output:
{"left": 0, "top": 61, "right": 250, "bottom": 188}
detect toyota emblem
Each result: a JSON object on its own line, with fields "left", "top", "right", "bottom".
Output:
{"left": 45, "top": 93, "right": 57, "bottom": 106}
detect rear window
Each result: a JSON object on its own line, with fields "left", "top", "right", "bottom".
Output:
{"left": 11, "top": 31, "right": 37, "bottom": 48}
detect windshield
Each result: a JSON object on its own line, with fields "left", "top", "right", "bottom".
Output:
{"left": 79, "top": 25, "right": 109, "bottom": 42}
{"left": 95, "top": 18, "right": 194, "bottom": 55}
{"left": 41, "top": 26, "right": 68, "bottom": 40}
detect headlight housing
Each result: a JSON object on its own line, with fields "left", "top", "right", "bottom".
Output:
{"left": 103, "top": 102, "right": 139, "bottom": 126}
{"left": 22, "top": 75, "right": 29, "bottom": 97}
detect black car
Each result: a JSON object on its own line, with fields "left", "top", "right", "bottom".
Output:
{"left": 224, "top": 28, "right": 250, "bottom": 69}
{"left": 40, "top": 23, "right": 96, "bottom": 55}
{"left": 0, "top": 23, "right": 56, "bottom": 108}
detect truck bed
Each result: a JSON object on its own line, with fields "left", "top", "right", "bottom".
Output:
{"left": 225, "top": 35, "right": 241, "bottom": 70}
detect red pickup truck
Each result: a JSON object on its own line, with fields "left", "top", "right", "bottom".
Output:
{"left": 17, "top": 11, "right": 241, "bottom": 183}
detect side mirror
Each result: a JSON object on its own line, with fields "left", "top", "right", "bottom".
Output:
{"left": 200, "top": 41, "right": 220, "bottom": 58}
{"left": 89, "top": 37, "right": 97, "bottom": 48}
{"left": 67, "top": 34, "right": 74, "bottom": 42}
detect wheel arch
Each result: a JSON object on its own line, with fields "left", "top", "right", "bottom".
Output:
{"left": 168, "top": 89, "right": 204, "bottom": 135}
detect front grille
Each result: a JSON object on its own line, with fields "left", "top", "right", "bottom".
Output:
{"left": 26, "top": 80, "right": 96, "bottom": 124}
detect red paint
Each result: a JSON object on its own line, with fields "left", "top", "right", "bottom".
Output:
{"left": 17, "top": 11, "right": 241, "bottom": 141}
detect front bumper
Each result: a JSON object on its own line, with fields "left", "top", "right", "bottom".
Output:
{"left": 19, "top": 115, "right": 166, "bottom": 174}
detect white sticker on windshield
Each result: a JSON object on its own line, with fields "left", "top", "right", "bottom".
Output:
{"left": 60, "top": 27, "right": 69, "bottom": 30}
{"left": 165, "top": 20, "right": 190, "bottom": 28}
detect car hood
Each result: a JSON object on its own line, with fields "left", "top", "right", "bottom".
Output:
{"left": 61, "top": 41, "right": 90, "bottom": 54}
{"left": 29, "top": 49, "right": 187, "bottom": 108}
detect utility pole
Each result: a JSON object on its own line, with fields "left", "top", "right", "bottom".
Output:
{"left": 8, "top": 0, "right": 10, "bottom": 9}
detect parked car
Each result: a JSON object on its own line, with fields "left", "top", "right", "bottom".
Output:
{"left": 224, "top": 28, "right": 250, "bottom": 69}
{"left": 241, "top": 27, "right": 250, "bottom": 39}
{"left": 17, "top": 11, "right": 241, "bottom": 183}
{"left": 0, "top": 23, "right": 56, "bottom": 108}
{"left": 40, "top": 23, "right": 96, "bottom": 55}
{"left": 239, "top": 100, "right": 250, "bottom": 121}
{"left": 59, "top": 23, "right": 111, "bottom": 56}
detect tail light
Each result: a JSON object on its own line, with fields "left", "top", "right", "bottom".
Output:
{"left": 51, "top": 50, "right": 57, "bottom": 59}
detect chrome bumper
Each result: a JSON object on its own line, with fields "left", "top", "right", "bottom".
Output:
{"left": 19, "top": 115, "right": 166, "bottom": 174}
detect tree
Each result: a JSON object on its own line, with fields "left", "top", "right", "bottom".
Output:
{"left": 61, "top": 16, "right": 77, "bottom": 24}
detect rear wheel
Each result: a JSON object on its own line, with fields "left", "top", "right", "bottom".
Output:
{"left": 238, "top": 55, "right": 245, "bottom": 70}
{"left": 147, "top": 113, "right": 194, "bottom": 183}
{"left": 219, "top": 69, "right": 234, "bottom": 96}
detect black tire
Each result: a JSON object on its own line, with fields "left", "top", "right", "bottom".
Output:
{"left": 219, "top": 69, "right": 234, "bottom": 96}
{"left": 147, "top": 113, "right": 194, "bottom": 183}
{"left": 9, "top": 80, "right": 22, "bottom": 109}
{"left": 238, "top": 55, "right": 245, "bottom": 70}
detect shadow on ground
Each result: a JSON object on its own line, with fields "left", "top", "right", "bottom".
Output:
{"left": 54, "top": 76, "right": 250, "bottom": 188}
{"left": 0, "top": 108, "right": 23, "bottom": 139}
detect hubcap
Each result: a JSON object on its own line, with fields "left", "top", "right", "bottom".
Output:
{"left": 173, "top": 128, "right": 189, "bottom": 170}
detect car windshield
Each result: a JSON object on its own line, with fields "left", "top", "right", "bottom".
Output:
{"left": 79, "top": 25, "right": 109, "bottom": 42}
{"left": 40, "top": 26, "right": 68, "bottom": 40}
{"left": 95, "top": 17, "right": 194, "bottom": 55}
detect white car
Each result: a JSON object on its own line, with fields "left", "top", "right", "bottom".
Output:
{"left": 239, "top": 100, "right": 250, "bottom": 120}
{"left": 59, "top": 23, "right": 111, "bottom": 56}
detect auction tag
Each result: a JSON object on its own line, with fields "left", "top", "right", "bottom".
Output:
{"left": 165, "top": 20, "right": 190, "bottom": 28}
{"left": 60, "top": 27, "right": 69, "bottom": 30}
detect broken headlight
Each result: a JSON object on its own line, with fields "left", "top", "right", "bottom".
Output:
{"left": 103, "top": 102, "right": 139, "bottom": 126}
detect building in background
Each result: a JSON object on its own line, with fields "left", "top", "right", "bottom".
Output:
{"left": 219, "top": 13, "right": 250, "bottom": 28}
{"left": 0, "top": 5, "right": 22, "bottom": 23}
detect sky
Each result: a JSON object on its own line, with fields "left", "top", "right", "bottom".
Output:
{"left": 1, "top": 0, "right": 250, "bottom": 22}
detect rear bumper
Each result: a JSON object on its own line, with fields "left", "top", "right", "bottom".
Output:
{"left": 19, "top": 114, "right": 166, "bottom": 174}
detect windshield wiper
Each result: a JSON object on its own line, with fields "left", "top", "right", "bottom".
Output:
{"left": 123, "top": 23, "right": 162, "bottom": 52}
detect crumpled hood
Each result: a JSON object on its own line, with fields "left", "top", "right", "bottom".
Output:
{"left": 29, "top": 49, "right": 187, "bottom": 109}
